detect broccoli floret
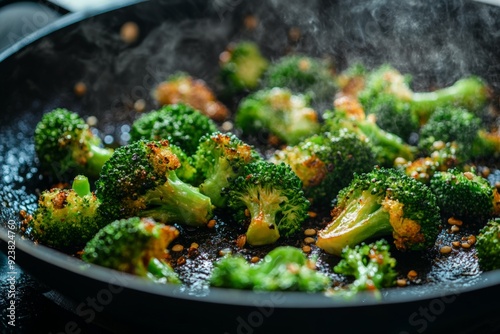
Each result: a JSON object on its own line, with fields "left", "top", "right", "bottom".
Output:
{"left": 129, "top": 103, "right": 218, "bottom": 156}
{"left": 358, "top": 64, "right": 490, "bottom": 129}
{"left": 235, "top": 87, "right": 321, "bottom": 145}
{"left": 335, "top": 62, "right": 368, "bottom": 98}
{"left": 28, "top": 175, "right": 105, "bottom": 252}
{"left": 153, "top": 72, "right": 230, "bottom": 121}
{"left": 168, "top": 144, "right": 198, "bottom": 185}
{"left": 475, "top": 218, "right": 500, "bottom": 271}
{"left": 418, "top": 106, "right": 500, "bottom": 162}
{"left": 262, "top": 54, "right": 337, "bottom": 103}
{"left": 209, "top": 246, "right": 331, "bottom": 292}
{"left": 323, "top": 98, "right": 416, "bottom": 167}
{"left": 429, "top": 168, "right": 500, "bottom": 221}
{"left": 82, "top": 216, "right": 181, "bottom": 284}
{"left": 270, "top": 128, "right": 377, "bottom": 207}
{"left": 395, "top": 141, "right": 460, "bottom": 184}
{"left": 333, "top": 239, "right": 397, "bottom": 297}
{"left": 226, "top": 161, "right": 310, "bottom": 246}
{"left": 219, "top": 41, "right": 269, "bottom": 95}
{"left": 34, "top": 108, "right": 114, "bottom": 180}
{"left": 316, "top": 166, "right": 441, "bottom": 256}
{"left": 193, "top": 131, "right": 262, "bottom": 208}
{"left": 95, "top": 139, "right": 214, "bottom": 227}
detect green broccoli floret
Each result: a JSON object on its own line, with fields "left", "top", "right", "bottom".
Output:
{"left": 428, "top": 168, "right": 500, "bottom": 221}
{"left": 219, "top": 41, "right": 269, "bottom": 95}
{"left": 316, "top": 167, "right": 441, "bottom": 256}
{"left": 193, "top": 131, "right": 262, "bottom": 208}
{"left": 209, "top": 246, "right": 331, "bottom": 292}
{"left": 28, "top": 175, "right": 105, "bottom": 252}
{"left": 418, "top": 106, "right": 500, "bottom": 162}
{"left": 226, "top": 161, "right": 310, "bottom": 246}
{"left": 335, "top": 62, "right": 368, "bottom": 98}
{"left": 262, "top": 54, "right": 337, "bottom": 103}
{"left": 270, "top": 128, "right": 377, "bottom": 207}
{"left": 95, "top": 139, "right": 214, "bottom": 227}
{"left": 129, "top": 103, "right": 218, "bottom": 156}
{"left": 235, "top": 87, "right": 321, "bottom": 145}
{"left": 358, "top": 64, "right": 490, "bottom": 130}
{"left": 168, "top": 143, "right": 198, "bottom": 185}
{"left": 333, "top": 239, "right": 397, "bottom": 298}
{"left": 82, "top": 216, "right": 181, "bottom": 284}
{"left": 475, "top": 218, "right": 500, "bottom": 271}
{"left": 323, "top": 103, "right": 416, "bottom": 167}
{"left": 34, "top": 108, "right": 114, "bottom": 180}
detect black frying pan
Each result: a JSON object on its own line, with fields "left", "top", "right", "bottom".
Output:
{"left": 1, "top": 1, "right": 500, "bottom": 333}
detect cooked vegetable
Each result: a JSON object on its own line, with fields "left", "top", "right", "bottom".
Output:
{"left": 82, "top": 216, "right": 181, "bottom": 284}
{"left": 34, "top": 108, "right": 114, "bottom": 180}
{"left": 226, "top": 160, "right": 310, "bottom": 246}
{"left": 129, "top": 103, "right": 218, "bottom": 156}
{"left": 29, "top": 175, "right": 105, "bottom": 252}
{"left": 209, "top": 246, "right": 331, "bottom": 292}
{"left": 270, "top": 128, "right": 377, "bottom": 207}
{"left": 333, "top": 239, "right": 397, "bottom": 298}
{"left": 235, "top": 87, "right": 321, "bottom": 145}
{"left": 193, "top": 131, "right": 262, "bottom": 208}
{"left": 95, "top": 139, "right": 214, "bottom": 226}
{"left": 316, "top": 166, "right": 441, "bottom": 256}
{"left": 475, "top": 218, "right": 500, "bottom": 271}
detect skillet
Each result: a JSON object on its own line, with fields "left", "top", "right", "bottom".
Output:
{"left": 1, "top": 0, "right": 500, "bottom": 333}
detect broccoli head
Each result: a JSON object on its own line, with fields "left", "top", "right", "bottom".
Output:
{"left": 226, "top": 161, "right": 310, "bottom": 246}
{"left": 129, "top": 103, "right": 218, "bottom": 156}
{"left": 316, "top": 166, "right": 441, "bottom": 256}
{"left": 193, "top": 131, "right": 262, "bottom": 208}
{"left": 95, "top": 139, "right": 214, "bottom": 227}
{"left": 429, "top": 168, "right": 499, "bottom": 221}
{"left": 29, "top": 175, "right": 105, "bottom": 252}
{"left": 219, "top": 40, "right": 269, "bottom": 94}
{"left": 262, "top": 54, "right": 337, "bottom": 103}
{"left": 475, "top": 218, "right": 500, "bottom": 271}
{"left": 82, "top": 216, "right": 181, "bottom": 284}
{"left": 209, "top": 246, "right": 331, "bottom": 292}
{"left": 323, "top": 98, "right": 417, "bottom": 167}
{"left": 34, "top": 108, "right": 114, "bottom": 180}
{"left": 333, "top": 239, "right": 397, "bottom": 297}
{"left": 270, "top": 128, "right": 377, "bottom": 207}
{"left": 153, "top": 72, "right": 229, "bottom": 121}
{"left": 358, "top": 64, "right": 490, "bottom": 128}
{"left": 235, "top": 87, "right": 321, "bottom": 145}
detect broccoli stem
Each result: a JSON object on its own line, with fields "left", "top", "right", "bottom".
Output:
{"left": 87, "top": 144, "right": 114, "bottom": 178}
{"left": 147, "top": 258, "right": 181, "bottom": 284}
{"left": 141, "top": 171, "right": 214, "bottom": 227}
{"left": 316, "top": 190, "right": 393, "bottom": 255}
{"left": 244, "top": 190, "right": 282, "bottom": 246}
{"left": 410, "top": 77, "right": 489, "bottom": 124}
{"left": 72, "top": 175, "right": 91, "bottom": 197}
{"left": 199, "top": 160, "right": 232, "bottom": 208}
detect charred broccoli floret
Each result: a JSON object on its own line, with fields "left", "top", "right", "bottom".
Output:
{"left": 316, "top": 167, "right": 441, "bottom": 256}
{"left": 28, "top": 175, "right": 105, "bottom": 252}
{"left": 235, "top": 87, "right": 321, "bottom": 145}
{"left": 226, "top": 161, "right": 310, "bottom": 246}
{"left": 323, "top": 97, "right": 416, "bottom": 167}
{"left": 335, "top": 62, "right": 368, "bottom": 98}
{"left": 333, "top": 239, "right": 397, "bottom": 298}
{"left": 209, "top": 246, "right": 331, "bottom": 292}
{"left": 270, "top": 128, "right": 377, "bottom": 207}
{"left": 34, "top": 108, "right": 114, "bottom": 180}
{"left": 82, "top": 216, "right": 181, "bottom": 284}
{"left": 193, "top": 131, "right": 262, "bottom": 208}
{"left": 153, "top": 72, "right": 230, "bottom": 121}
{"left": 418, "top": 106, "right": 500, "bottom": 162}
{"left": 95, "top": 139, "right": 214, "bottom": 227}
{"left": 262, "top": 54, "right": 337, "bottom": 103}
{"left": 428, "top": 168, "right": 500, "bottom": 221}
{"left": 475, "top": 218, "right": 500, "bottom": 271}
{"left": 129, "top": 103, "right": 218, "bottom": 156}
{"left": 358, "top": 64, "right": 490, "bottom": 131}
{"left": 219, "top": 40, "right": 269, "bottom": 95}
